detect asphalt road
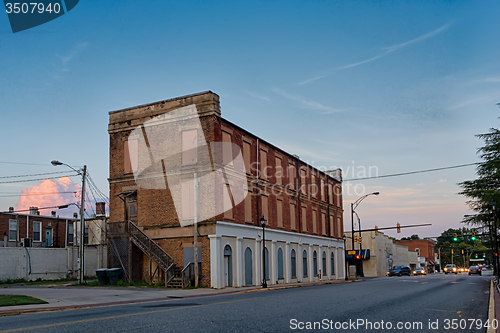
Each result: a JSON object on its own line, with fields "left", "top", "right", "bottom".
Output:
{"left": 0, "top": 273, "right": 492, "bottom": 332}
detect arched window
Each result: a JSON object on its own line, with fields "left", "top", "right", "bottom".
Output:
{"left": 303, "top": 250, "right": 308, "bottom": 278}
{"left": 322, "top": 251, "right": 327, "bottom": 276}
{"left": 263, "top": 247, "right": 269, "bottom": 281}
{"left": 291, "top": 249, "right": 297, "bottom": 278}
{"left": 277, "top": 248, "right": 284, "bottom": 280}
{"left": 313, "top": 251, "right": 318, "bottom": 277}
{"left": 331, "top": 252, "right": 335, "bottom": 275}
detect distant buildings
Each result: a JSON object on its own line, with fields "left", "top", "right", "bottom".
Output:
{"left": 396, "top": 239, "right": 436, "bottom": 272}
{"left": 108, "top": 91, "right": 346, "bottom": 288}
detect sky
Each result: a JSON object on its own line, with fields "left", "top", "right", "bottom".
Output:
{"left": 0, "top": 0, "right": 499, "bottom": 239}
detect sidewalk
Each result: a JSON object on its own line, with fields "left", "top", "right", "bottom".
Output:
{"left": 0, "top": 279, "right": 351, "bottom": 316}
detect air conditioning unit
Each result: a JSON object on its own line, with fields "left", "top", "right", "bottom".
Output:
{"left": 21, "top": 238, "right": 32, "bottom": 247}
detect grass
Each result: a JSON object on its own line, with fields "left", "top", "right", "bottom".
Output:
{"left": 0, "top": 278, "right": 77, "bottom": 287}
{"left": 0, "top": 295, "right": 48, "bottom": 307}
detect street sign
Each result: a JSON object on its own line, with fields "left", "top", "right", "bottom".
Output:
{"left": 348, "top": 250, "right": 356, "bottom": 255}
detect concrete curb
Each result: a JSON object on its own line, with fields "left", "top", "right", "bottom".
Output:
{"left": 488, "top": 280, "right": 495, "bottom": 333}
{"left": 0, "top": 279, "right": 354, "bottom": 316}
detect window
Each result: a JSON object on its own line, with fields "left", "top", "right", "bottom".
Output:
{"left": 68, "top": 223, "right": 74, "bottom": 243}
{"left": 261, "top": 195, "right": 269, "bottom": 220}
{"left": 181, "top": 180, "right": 194, "bottom": 219}
{"left": 223, "top": 183, "right": 233, "bottom": 219}
{"left": 331, "top": 252, "right": 335, "bottom": 275}
{"left": 8, "top": 220, "right": 17, "bottom": 241}
{"left": 243, "top": 141, "right": 251, "bottom": 174}
{"left": 290, "top": 203, "right": 296, "bottom": 229}
{"left": 330, "top": 215, "right": 334, "bottom": 237}
{"left": 277, "top": 199, "right": 283, "bottom": 227}
{"left": 84, "top": 227, "right": 89, "bottom": 245}
{"left": 322, "top": 251, "right": 327, "bottom": 276}
{"left": 244, "top": 187, "right": 252, "bottom": 222}
{"left": 415, "top": 248, "right": 420, "bottom": 256}
{"left": 124, "top": 140, "right": 138, "bottom": 174}
{"left": 300, "top": 169, "right": 307, "bottom": 195}
{"left": 288, "top": 164, "right": 295, "bottom": 189}
{"left": 320, "top": 179, "right": 325, "bottom": 201}
{"left": 275, "top": 157, "right": 282, "bottom": 185}
{"left": 182, "top": 129, "right": 198, "bottom": 165}
{"left": 260, "top": 149, "right": 267, "bottom": 179}
{"left": 337, "top": 217, "right": 342, "bottom": 237}
{"left": 222, "top": 131, "right": 233, "bottom": 166}
{"left": 33, "top": 222, "right": 41, "bottom": 242}
{"left": 311, "top": 174, "right": 316, "bottom": 198}
{"left": 303, "top": 250, "right": 308, "bottom": 277}
{"left": 312, "top": 210, "right": 317, "bottom": 234}
{"left": 321, "top": 213, "right": 326, "bottom": 235}
{"left": 301, "top": 206, "right": 307, "bottom": 231}
{"left": 291, "top": 249, "right": 297, "bottom": 278}
{"left": 313, "top": 251, "right": 318, "bottom": 277}
{"left": 129, "top": 204, "right": 137, "bottom": 217}
{"left": 328, "top": 183, "right": 333, "bottom": 204}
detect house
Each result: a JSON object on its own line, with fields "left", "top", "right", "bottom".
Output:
{"left": 107, "top": 91, "right": 345, "bottom": 288}
{"left": 396, "top": 239, "right": 436, "bottom": 272}
{"left": 0, "top": 207, "right": 77, "bottom": 248}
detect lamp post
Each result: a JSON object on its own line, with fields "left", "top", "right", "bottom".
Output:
{"left": 351, "top": 192, "right": 379, "bottom": 276}
{"left": 354, "top": 211, "right": 364, "bottom": 277}
{"left": 491, "top": 201, "right": 498, "bottom": 279}
{"left": 260, "top": 216, "right": 267, "bottom": 288}
{"left": 51, "top": 160, "right": 86, "bottom": 284}
{"left": 343, "top": 235, "right": 348, "bottom": 281}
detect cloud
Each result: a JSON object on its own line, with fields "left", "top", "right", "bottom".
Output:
{"left": 243, "top": 90, "right": 270, "bottom": 101}
{"left": 272, "top": 87, "right": 346, "bottom": 114}
{"left": 438, "top": 179, "right": 447, "bottom": 183}
{"left": 299, "top": 22, "right": 452, "bottom": 85}
{"left": 56, "top": 42, "right": 89, "bottom": 65}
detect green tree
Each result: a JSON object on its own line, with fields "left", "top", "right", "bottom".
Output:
{"left": 400, "top": 234, "right": 420, "bottom": 241}
{"left": 436, "top": 227, "right": 487, "bottom": 267}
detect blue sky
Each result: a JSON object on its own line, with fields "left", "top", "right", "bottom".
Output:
{"left": 1, "top": 0, "right": 499, "bottom": 238}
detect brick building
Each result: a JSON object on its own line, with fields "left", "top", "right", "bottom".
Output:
{"left": 108, "top": 91, "right": 345, "bottom": 288}
{"left": 396, "top": 239, "right": 436, "bottom": 271}
{"left": 0, "top": 207, "right": 77, "bottom": 248}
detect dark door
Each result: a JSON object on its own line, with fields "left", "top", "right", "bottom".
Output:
{"left": 244, "top": 248, "right": 253, "bottom": 286}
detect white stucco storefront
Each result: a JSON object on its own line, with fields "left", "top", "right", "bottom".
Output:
{"left": 210, "top": 221, "right": 345, "bottom": 289}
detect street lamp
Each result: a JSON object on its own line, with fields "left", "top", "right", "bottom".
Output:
{"left": 343, "top": 235, "right": 348, "bottom": 281}
{"left": 354, "top": 211, "right": 365, "bottom": 277}
{"left": 260, "top": 216, "right": 267, "bottom": 288}
{"left": 351, "top": 192, "right": 379, "bottom": 277}
{"left": 491, "top": 201, "right": 498, "bottom": 279}
{"left": 52, "top": 160, "right": 87, "bottom": 284}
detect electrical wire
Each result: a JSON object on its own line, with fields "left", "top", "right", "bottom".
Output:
{"left": 0, "top": 171, "right": 71, "bottom": 179}
{"left": 0, "top": 175, "right": 78, "bottom": 184}
{"left": 0, "top": 191, "right": 76, "bottom": 198}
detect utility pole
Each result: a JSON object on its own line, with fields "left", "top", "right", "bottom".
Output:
{"left": 79, "top": 165, "right": 87, "bottom": 284}
{"left": 451, "top": 249, "right": 453, "bottom": 266}
{"left": 194, "top": 173, "right": 198, "bottom": 287}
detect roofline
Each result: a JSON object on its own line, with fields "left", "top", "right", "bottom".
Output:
{"left": 109, "top": 90, "right": 216, "bottom": 115}
{"left": 1, "top": 212, "right": 79, "bottom": 221}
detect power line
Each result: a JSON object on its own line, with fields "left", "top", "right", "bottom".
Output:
{"left": 0, "top": 171, "right": 71, "bottom": 179}
{"left": 0, "top": 175, "right": 78, "bottom": 184}
{"left": 0, "top": 191, "right": 77, "bottom": 198}
{"left": 343, "top": 163, "right": 480, "bottom": 182}
{"left": 0, "top": 161, "right": 52, "bottom": 166}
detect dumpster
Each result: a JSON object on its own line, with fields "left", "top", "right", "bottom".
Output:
{"left": 96, "top": 268, "right": 109, "bottom": 285}
{"left": 106, "top": 268, "right": 122, "bottom": 285}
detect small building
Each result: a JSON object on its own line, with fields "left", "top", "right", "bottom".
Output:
{"left": 396, "top": 239, "right": 436, "bottom": 272}
{"left": 0, "top": 207, "right": 77, "bottom": 248}
{"left": 107, "top": 91, "right": 346, "bottom": 288}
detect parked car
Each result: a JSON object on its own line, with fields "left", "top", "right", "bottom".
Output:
{"left": 443, "top": 264, "right": 457, "bottom": 274}
{"left": 413, "top": 267, "right": 426, "bottom": 275}
{"left": 388, "top": 265, "right": 412, "bottom": 276}
{"left": 469, "top": 266, "right": 482, "bottom": 275}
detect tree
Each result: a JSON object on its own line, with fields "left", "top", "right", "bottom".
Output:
{"left": 436, "top": 227, "right": 487, "bottom": 267}
{"left": 400, "top": 234, "right": 420, "bottom": 241}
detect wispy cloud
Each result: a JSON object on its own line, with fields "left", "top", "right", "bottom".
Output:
{"left": 55, "top": 42, "right": 89, "bottom": 68}
{"left": 272, "top": 87, "right": 346, "bottom": 114}
{"left": 298, "top": 23, "right": 452, "bottom": 85}
{"left": 243, "top": 90, "right": 271, "bottom": 101}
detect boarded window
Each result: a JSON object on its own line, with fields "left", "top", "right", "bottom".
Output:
{"left": 311, "top": 174, "right": 316, "bottom": 198}
{"left": 330, "top": 215, "right": 334, "bottom": 237}
{"left": 275, "top": 157, "right": 282, "bottom": 185}
{"left": 291, "top": 249, "right": 297, "bottom": 278}
{"left": 260, "top": 149, "right": 267, "bottom": 179}
{"left": 300, "top": 169, "right": 307, "bottom": 195}
{"left": 222, "top": 131, "right": 233, "bottom": 166}
{"left": 328, "top": 183, "right": 333, "bottom": 204}
{"left": 321, "top": 213, "right": 326, "bottom": 235}
{"left": 320, "top": 179, "right": 325, "bottom": 201}
{"left": 312, "top": 210, "right": 317, "bottom": 234}
{"left": 289, "top": 164, "right": 295, "bottom": 189}
{"left": 277, "top": 199, "right": 283, "bottom": 227}
{"left": 181, "top": 180, "right": 194, "bottom": 219}
{"left": 124, "top": 139, "right": 138, "bottom": 173}
{"left": 243, "top": 141, "right": 251, "bottom": 174}
{"left": 245, "top": 187, "right": 252, "bottom": 222}
{"left": 301, "top": 206, "right": 307, "bottom": 231}
{"left": 290, "top": 203, "right": 296, "bottom": 229}
{"left": 261, "top": 195, "right": 269, "bottom": 220}
{"left": 337, "top": 217, "right": 342, "bottom": 237}
{"left": 223, "top": 183, "right": 233, "bottom": 219}
{"left": 182, "top": 129, "right": 198, "bottom": 165}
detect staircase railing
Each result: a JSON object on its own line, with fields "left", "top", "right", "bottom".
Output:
{"left": 127, "top": 220, "right": 176, "bottom": 285}
{"left": 181, "top": 262, "right": 202, "bottom": 288}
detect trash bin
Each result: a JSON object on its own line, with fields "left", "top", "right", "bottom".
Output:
{"left": 96, "top": 268, "right": 109, "bottom": 285}
{"left": 106, "top": 268, "right": 122, "bottom": 285}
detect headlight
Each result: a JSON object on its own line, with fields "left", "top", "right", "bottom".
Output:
{"left": 453, "top": 268, "right": 456, "bottom": 271}
{"left": 387, "top": 272, "right": 390, "bottom": 274}
{"left": 413, "top": 271, "right": 416, "bottom": 274}
{"left": 444, "top": 268, "right": 447, "bottom": 271}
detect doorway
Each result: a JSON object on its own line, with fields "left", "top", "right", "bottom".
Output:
{"left": 45, "top": 228, "right": 53, "bottom": 247}
{"left": 224, "top": 245, "right": 232, "bottom": 287}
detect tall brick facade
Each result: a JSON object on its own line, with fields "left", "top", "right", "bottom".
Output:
{"left": 108, "top": 91, "right": 345, "bottom": 287}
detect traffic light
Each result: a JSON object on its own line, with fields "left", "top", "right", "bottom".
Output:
{"left": 453, "top": 233, "right": 458, "bottom": 241}
{"left": 475, "top": 254, "right": 478, "bottom": 258}
{"left": 355, "top": 254, "right": 361, "bottom": 260}
{"left": 471, "top": 232, "right": 476, "bottom": 241}
{"left": 358, "top": 236, "right": 362, "bottom": 244}
{"left": 397, "top": 223, "right": 401, "bottom": 233}
{"left": 483, "top": 253, "right": 486, "bottom": 258}
{"left": 354, "top": 234, "right": 358, "bottom": 242}
{"left": 462, "top": 250, "right": 464, "bottom": 255}
{"left": 375, "top": 226, "right": 379, "bottom": 236}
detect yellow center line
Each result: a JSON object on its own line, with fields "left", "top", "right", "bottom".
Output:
{"left": 0, "top": 296, "right": 265, "bottom": 333}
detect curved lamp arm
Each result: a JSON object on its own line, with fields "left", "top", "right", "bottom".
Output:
{"left": 353, "top": 192, "right": 380, "bottom": 211}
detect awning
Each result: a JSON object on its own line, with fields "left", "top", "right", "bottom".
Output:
{"left": 428, "top": 260, "right": 435, "bottom": 266}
